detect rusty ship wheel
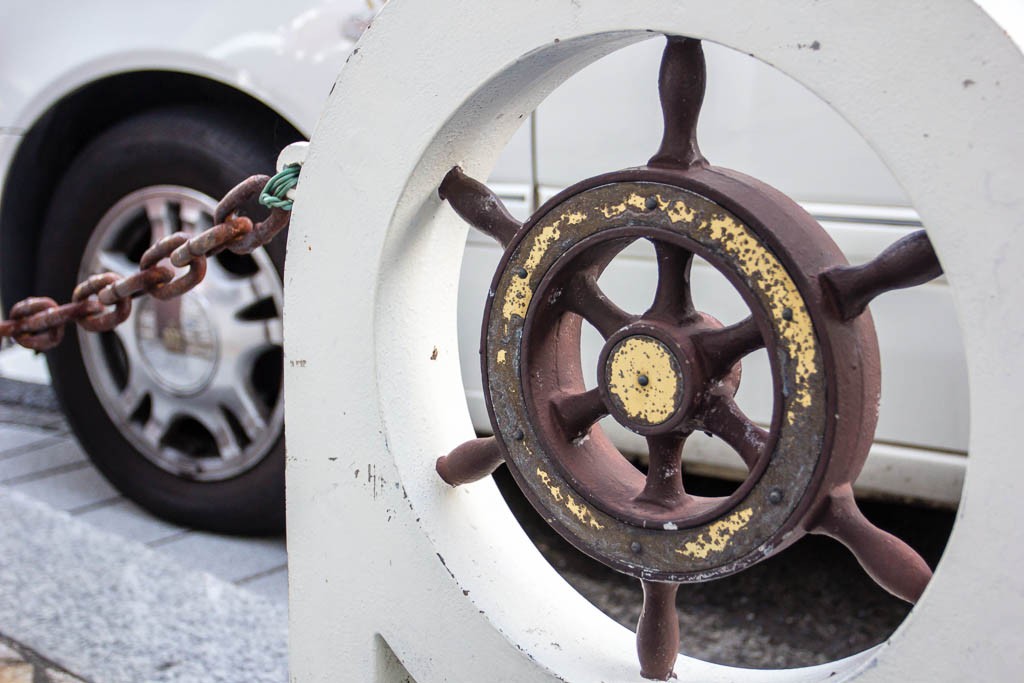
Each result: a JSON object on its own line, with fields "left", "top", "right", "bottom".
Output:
{"left": 436, "top": 37, "right": 941, "bottom": 680}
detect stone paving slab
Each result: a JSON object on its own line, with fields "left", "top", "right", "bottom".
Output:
{"left": 0, "top": 401, "right": 68, "bottom": 432}
{"left": 0, "top": 636, "right": 88, "bottom": 683}
{"left": 0, "top": 489, "right": 287, "bottom": 683}
{"left": 153, "top": 532, "right": 288, "bottom": 584}
{"left": 0, "top": 440, "right": 87, "bottom": 483}
{"left": 75, "top": 500, "right": 182, "bottom": 546}
{"left": 6, "top": 465, "right": 118, "bottom": 512}
{"left": 237, "top": 567, "right": 289, "bottom": 604}
{"left": 0, "top": 423, "right": 53, "bottom": 455}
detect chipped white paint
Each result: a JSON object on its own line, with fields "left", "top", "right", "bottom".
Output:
{"left": 287, "top": 1, "right": 1024, "bottom": 681}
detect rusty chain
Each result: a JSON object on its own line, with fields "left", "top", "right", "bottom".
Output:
{"left": 0, "top": 173, "right": 292, "bottom": 352}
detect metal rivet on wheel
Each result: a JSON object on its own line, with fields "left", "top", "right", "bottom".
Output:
{"left": 644, "top": 196, "right": 658, "bottom": 210}
{"left": 631, "top": 542, "right": 643, "bottom": 554}
{"left": 782, "top": 307, "right": 793, "bottom": 321}
{"left": 516, "top": 267, "right": 528, "bottom": 279}
{"left": 513, "top": 429, "right": 525, "bottom": 441}
{"left": 768, "top": 488, "right": 784, "bottom": 505}
{"left": 637, "top": 374, "right": 650, "bottom": 387}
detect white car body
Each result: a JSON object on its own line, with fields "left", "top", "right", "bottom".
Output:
{"left": 0, "top": 2, "right": 967, "bottom": 505}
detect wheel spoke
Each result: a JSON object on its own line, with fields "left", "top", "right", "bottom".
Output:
{"left": 691, "top": 316, "right": 763, "bottom": 380}
{"left": 195, "top": 408, "right": 243, "bottom": 461}
{"left": 820, "top": 230, "right": 942, "bottom": 321}
{"left": 144, "top": 197, "right": 175, "bottom": 243}
{"left": 93, "top": 249, "right": 138, "bottom": 277}
{"left": 564, "top": 272, "right": 635, "bottom": 339}
{"left": 438, "top": 166, "right": 521, "bottom": 247}
{"left": 117, "top": 374, "right": 148, "bottom": 417}
{"left": 636, "top": 580, "right": 680, "bottom": 680}
{"left": 648, "top": 37, "right": 707, "bottom": 169}
{"left": 218, "top": 383, "right": 269, "bottom": 442}
{"left": 636, "top": 434, "right": 688, "bottom": 508}
{"left": 810, "top": 484, "right": 932, "bottom": 603}
{"left": 178, "top": 197, "right": 210, "bottom": 235}
{"left": 551, "top": 388, "right": 607, "bottom": 440}
{"left": 645, "top": 240, "right": 695, "bottom": 322}
{"left": 436, "top": 436, "right": 505, "bottom": 486}
{"left": 701, "top": 396, "right": 767, "bottom": 470}
{"left": 142, "top": 404, "right": 172, "bottom": 447}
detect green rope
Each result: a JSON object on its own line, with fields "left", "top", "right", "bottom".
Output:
{"left": 260, "top": 164, "right": 301, "bottom": 211}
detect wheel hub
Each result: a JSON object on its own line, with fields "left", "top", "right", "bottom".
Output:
{"left": 602, "top": 333, "right": 683, "bottom": 428}
{"left": 135, "top": 293, "right": 219, "bottom": 395}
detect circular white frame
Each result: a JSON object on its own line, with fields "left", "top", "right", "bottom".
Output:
{"left": 285, "top": 1, "right": 1024, "bottom": 680}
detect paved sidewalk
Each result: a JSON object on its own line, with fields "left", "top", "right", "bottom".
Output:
{"left": 0, "top": 489, "right": 286, "bottom": 683}
{"left": 0, "top": 399, "right": 287, "bottom": 604}
{"left": 0, "top": 379, "right": 288, "bottom": 683}
{"left": 1, "top": 635, "right": 86, "bottom": 683}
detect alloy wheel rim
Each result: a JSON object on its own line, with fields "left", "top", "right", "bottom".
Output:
{"left": 77, "top": 185, "right": 284, "bottom": 482}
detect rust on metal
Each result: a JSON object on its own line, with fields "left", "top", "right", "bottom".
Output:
{"left": 809, "top": 484, "right": 932, "bottom": 602}
{"left": 438, "top": 166, "right": 521, "bottom": 248}
{"left": 140, "top": 232, "right": 207, "bottom": 300}
{"left": 72, "top": 273, "right": 131, "bottom": 332}
{"left": 637, "top": 581, "right": 680, "bottom": 680}
{"left": 648, "top": 36, "right": 707, "bottom": 170}
{"left": 821, "top": 229, "right": 942, "bottom": 320}
{"left": 436, "top": 35, "right": 942, "bottom": 680}
{"left": 435, "top": 436, "right": 504, "bottom": 486}
{"left": 0, "top": 174, "right": 291, "bottom": 352}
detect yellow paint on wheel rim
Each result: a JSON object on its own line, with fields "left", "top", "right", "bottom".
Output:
{"left": 605, "top": 335, "right": 682, "bottom": 425}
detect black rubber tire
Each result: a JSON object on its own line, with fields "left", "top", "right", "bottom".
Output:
{"left": 36, "top": 105, "right": 296, "bottom": 535}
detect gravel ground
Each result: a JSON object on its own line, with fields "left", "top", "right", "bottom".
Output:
{"left": 495, "top": 467, "right": 955, "bottom": 669}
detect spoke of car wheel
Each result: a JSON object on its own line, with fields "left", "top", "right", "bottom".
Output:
{"left": 636, "top": 580, "right": 680, "bottom": 681}
{"left": 810, "top": 484, "right": 933, "bottom": 603}
{"left": 187, "top": 406, "right": 242, "bottom": 461}
{"left": 200, "top": 256, "right": 283, "bottom": 350}
{"left": 648, "top": 36, "right": 707, "bottom": 169}
{"left": 217, "top": 382, "right": 269, "bottom": 442}
{"left": 645, "top": 240, "right": 696, "bottom": 323}
{"left": 701, "top": 395, "right": 767, "bottom": 470}
{"left": 117, "top": 371, "right": 148, "bottom": 417}
{"left": 178, "top": 197, "right": 210, "bottom": 235}
{"left": 691, "top": 315, "right": 764, "bottom": 381}
{"left": 820, "top": 230, "right": 942, "bottom": 321}
{"left": 436, "top": 436, "right": 505, "bottom": 486}
{"left": 564, "top": 271, "right": 636, "bottom": 339}
{"left": 550, "top": 387, "right": 607, "bottom": 440}
{"left": 144, "top": 197, "right": 176, "bottom": 243}
{"left": 141, "top": 401, "right": 172, "bottom": 448}
{"left": 93, "top": 249, "right": 138, "bottom": 278}
{"left": 439, "top": 166, "right": 521, "bottom": 247}
{"left": 636, "top": 433, "right": 688, "bottom": 507}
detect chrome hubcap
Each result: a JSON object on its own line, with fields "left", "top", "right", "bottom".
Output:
{"left": 135, "top": 294, "right": 219, "bottom": 395}
{"left": 78, "top": 186, "right": 284, "bottom": 481}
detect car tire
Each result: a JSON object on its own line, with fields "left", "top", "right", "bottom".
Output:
{"left": 37, "top": 105, "right": 296, "bottom": 534}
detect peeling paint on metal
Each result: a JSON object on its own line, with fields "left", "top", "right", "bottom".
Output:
{"left": 502, "top": 224, "right": 562, "bottom": 329}
{"left": 662, "top": 200, "right": 817, "bottom": 422}
{"left": 675, "top": 507, "right": 754, "bottom": 558}
{"left": 497, "top": 349, "right": 507, "bottom": 364}
{"left": 606, "top": 336, "right": 681, "bottom": 425}
{"left": 537, "top": 467, "right": 604, "bottom": 530}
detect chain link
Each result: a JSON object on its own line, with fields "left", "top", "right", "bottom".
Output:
{"left": 0, "top": 169, "right": 296, "bottom": 352}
